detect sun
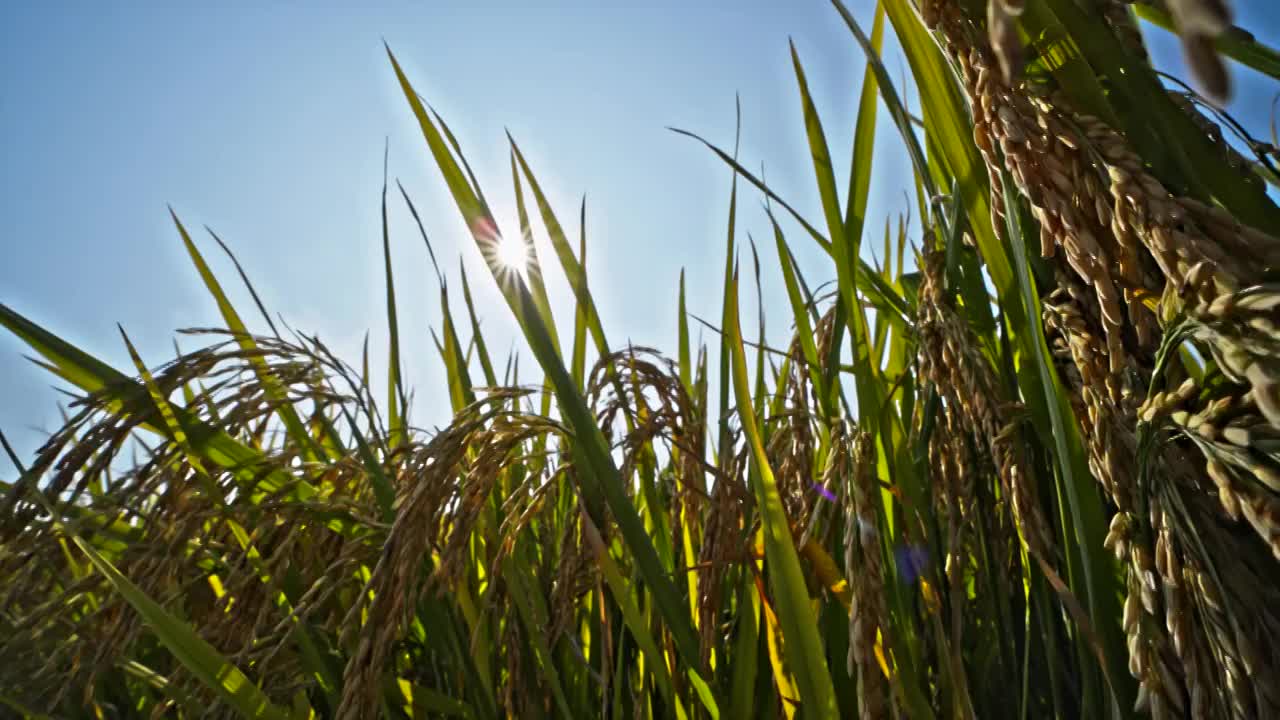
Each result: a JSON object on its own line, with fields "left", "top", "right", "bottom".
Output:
{"left": 496, "top": 234, "right": 529, "bottom": 271}
{"left": 472, "top": 215, "right": 531, "bottom": 284}
{"left": 494, "top": 233, "right": 530, "bottom": 275}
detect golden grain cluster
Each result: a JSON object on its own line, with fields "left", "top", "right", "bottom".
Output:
{"left": 3, "top": 1, "right": 1279, "bottom": 718}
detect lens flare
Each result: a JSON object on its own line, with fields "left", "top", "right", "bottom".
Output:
{"left": 473, "top": 216, "right": 531, "bottom": 284}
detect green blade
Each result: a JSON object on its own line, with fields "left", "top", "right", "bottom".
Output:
{"left": 770, "top": 213, "right": 831, "bottom": 417}
{"left": 7, "top": 449, "right": 292, "bottom": 720}
{"left": 0, "top": 303, "right": 311, "bottom": 500}
{"left": 1000, "top": 173, "right": 1130, "bottom": 712}
{"left": 842, "top": 1, "right": 884, "bottom": 243}
{"left": 380, "top": 143, "right": 407, "bottom": 448}
{"left": 572, "top": 198, "right": 590, "bottom": 388}
{"left": 171, "top": 210, "right": 321, "bottom": 463}
{"left": 670, "top": 127, "right": 908, "bottom": 325}
{"left": 725, "top": 267, "right": 837, "bottom": 718}
{"left": 386, "top": 46, "right": 705, "bottom": 678}
{"left": 74, "top": 537, "right": 292, "bottom": 720}
{"left": 510, "top": 148, "right": 562, "bottom": 353}
{"left": 459, "top": 259, "right": 499, "bottom": 387}
{"left": 717, "top": 96, "right": 742, "bottom": 463}
{"left": 677, "top": 269, "right": 692, "bottom": 396}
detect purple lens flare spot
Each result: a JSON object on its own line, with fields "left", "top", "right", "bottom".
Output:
{"left": 895, "top": 545, "right": 930, "bottom": 584}
{"left": 811, "top": 482, "right": 837, "bottom": 503}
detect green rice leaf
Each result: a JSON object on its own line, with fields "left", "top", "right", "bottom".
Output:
{"left": 380, "top": 143, "right": 407, "bottom": 448}
{"left": 0, "top": 303, "right": 310, "bottom": 499}
{"left": 171, "top": 210, "right": 322, "bottom": 463}
{"left": 386, "top": 46, "right": 705, "bottom": 678}
{"left": 725, "top": 267, "right": 837, "bottom": 718}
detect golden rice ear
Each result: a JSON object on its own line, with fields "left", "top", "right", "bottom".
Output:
{"left": 1183, "top": 32, "right": 1232, "bottom": 104}
{"left": 997, "top": 0, "right": 1025, "bottom": 16}
{"left": 1169, "top": 0, "right": 1232, "bottom": 37}
{"left": 988, "top": 0, "right": 1023, "bottom": 84}
{"left": 1169, "top": 0, "right": 1234, "bottom": 103}
{"left": 1247, "top": 362, "right": 1280, "bottom": 427}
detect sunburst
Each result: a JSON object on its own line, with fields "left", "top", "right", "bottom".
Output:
{"left": 474, "top": 216, "right": 531, "bottom": 284}
{"left": 495, "top": 233, "right": 530, "bottom": 274}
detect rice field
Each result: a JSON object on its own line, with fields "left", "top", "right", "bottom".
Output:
{"left": 3, "top": 1, "right": 1280, "bottom": 718}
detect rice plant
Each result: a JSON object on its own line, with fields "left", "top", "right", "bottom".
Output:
{"left": 3, "top": 1, "right": 1280, "bottom": 718}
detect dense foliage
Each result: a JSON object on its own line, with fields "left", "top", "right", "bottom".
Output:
{"left": 4, "top": 1, "right": 1280, "bottom": 718}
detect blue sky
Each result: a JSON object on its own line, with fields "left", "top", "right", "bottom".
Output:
{"left": 2, "top": 2, "right": 1279, "bottom": 473}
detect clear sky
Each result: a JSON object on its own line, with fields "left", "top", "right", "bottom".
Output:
{"left": 3, "top": 1, "right": 1279, "bottom": 474}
